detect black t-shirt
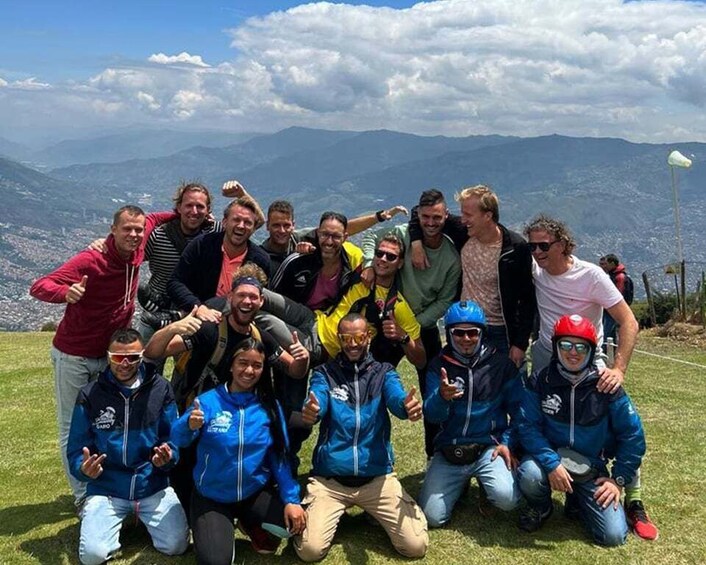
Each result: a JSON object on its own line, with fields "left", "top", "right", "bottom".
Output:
{"left": 182, "top": 319, "right": 283, "bottom": 391}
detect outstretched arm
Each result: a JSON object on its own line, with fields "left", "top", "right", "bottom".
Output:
{"left": 347, "top": 205, "right": 408, "bottom": 236}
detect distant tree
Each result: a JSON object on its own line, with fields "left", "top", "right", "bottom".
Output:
{"left": 40, "top": 321, "right": 58, "bottom": 332}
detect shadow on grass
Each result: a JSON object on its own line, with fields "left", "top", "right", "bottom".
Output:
{"left": 399, "top": 473, "right": 595, "bottom": 552}
{"left": 20, "top": 519, "right": 196, "bottom": 565}
{"left": 0, "top": 495, "right": 76, "bottom": 535}
{"left": 19, "top": 522, "right": 78, "bottom": 565}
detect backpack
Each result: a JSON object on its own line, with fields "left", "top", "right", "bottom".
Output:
{"left": 623, "top": 274, "right": 634, "bottom": 305}
{"left": 172, "top": 316, "right": 261, "bottom": 411}
{"left": 349, "top": 280, "right": 405, "bottom": 366}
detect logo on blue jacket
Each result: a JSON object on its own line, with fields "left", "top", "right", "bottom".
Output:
{"left": 94, "top": 407, "right": 116, "bottom": 429}
{"left": 331, "top": 385, "right": 350, "bottom": 402}
{"left": 207, "top": 411, "right": 233, "bottom": 433}
{"left": 541, "top": 394, "right": 562, "bottom": 415}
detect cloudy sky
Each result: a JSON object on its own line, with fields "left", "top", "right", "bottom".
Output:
{"left": 2, "top": 0, "right": 706, "bottom": 143}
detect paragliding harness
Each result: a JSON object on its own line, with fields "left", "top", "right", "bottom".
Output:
{"left": 349, "top": 279, "right": 404, "bottom": 366}
{"left": 172, "top": 311, "right": 261, "bottom": 412}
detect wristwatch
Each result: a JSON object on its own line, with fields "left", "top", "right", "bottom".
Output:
{"left": 399, "top": 334, "right": 411, "bottom": 346}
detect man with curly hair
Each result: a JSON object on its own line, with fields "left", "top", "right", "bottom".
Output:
{"left": 523, "top": 214, "right": 657, "bottom": 541}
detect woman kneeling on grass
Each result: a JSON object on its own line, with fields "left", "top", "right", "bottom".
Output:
{"left": 171, "top": 338, "right": 305, "bottom": 564}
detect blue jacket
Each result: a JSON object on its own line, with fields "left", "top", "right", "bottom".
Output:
{"left": 167, "top": 231, "right": 271, "bottom": 311}
{"left": 424, "top": 344, "right": 522, "bottom": 451}
{"left": 519, "top": 362, "right": 646, "bottom": 485}
{"left": 67, "top": 363, "right": 178, "bottom": 500}
{"left": 171, "top": 385, "right": 300, "bottom": 505}
{"left": 308, "top": 353, "right": 409, "bottom": 478}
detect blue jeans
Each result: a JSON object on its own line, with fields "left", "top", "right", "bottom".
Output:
{"left": 419, "top": 446, "right": 521, "bottom": 527}
{"left": 485, "top": 325, "right": 510, "bottom": 357}
{"left": 79, "top": 487, "right": 189, "bottom": 565}
{"left": 517, "top": 456, "right": 628, "bottom": 546}
{"left": 51, "top": 346, "right": 107, "bottom": 505}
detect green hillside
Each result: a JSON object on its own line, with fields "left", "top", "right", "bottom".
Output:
{"left": 0, "top": 332, "right": 704, "bottom": 564}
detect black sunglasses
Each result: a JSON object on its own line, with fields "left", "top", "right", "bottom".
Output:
{"left": 528, "top": 240, "right": 560, "bottom": 252}
{"left": 375, "top": 250, "right": 399, "bottom": 261}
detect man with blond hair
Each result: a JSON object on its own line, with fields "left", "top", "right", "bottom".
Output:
{"left": 409, "top": 185, "right": 534, "bottom": 367}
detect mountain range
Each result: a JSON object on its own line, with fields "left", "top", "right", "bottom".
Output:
{"left": 2, "top": 126, "right": 704, "bottom": 331}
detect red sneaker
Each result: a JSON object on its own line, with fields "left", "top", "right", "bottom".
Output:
{"left": 237, "top": 522, "right": 281, "bottom": 554}
{"left": 626, "top": 500, "right": 659, "bottom": 541}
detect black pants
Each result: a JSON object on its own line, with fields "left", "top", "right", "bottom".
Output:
{"left": 191, "top": 486, "right": 287, "bottom": 565}
{"left": 417, "top": 325, "right": 442, "bottom": 459}
{"left": 272, "top": 367, "right": 311, "bottom": 475}
{"left": 171, "top": 443, "right": 197, "bottom": 521}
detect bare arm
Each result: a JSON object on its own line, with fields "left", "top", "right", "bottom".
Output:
{"left": 347, "top": 205, "right": 408, "bottom": 236}
{"left": 221, "top": 180, "right": 265, "bottom": 229}
{"left": 607, "top": 300, "right": 638, "bottom": 374}
{"left": 597, "top": 300, "right": 638, "bottom": 393}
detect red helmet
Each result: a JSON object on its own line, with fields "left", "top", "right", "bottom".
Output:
{"left": 552, "top": 314, "right": 597, "bottom": 346}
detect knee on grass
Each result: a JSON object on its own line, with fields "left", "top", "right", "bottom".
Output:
{"left": 392, "top": 532, "right": 429, "bottom": 559}
{"left": 79, "top": 541, "right": 115, "bottom": 565}
{"left": 294, "top": 538, "right": 331, "bottom": 562}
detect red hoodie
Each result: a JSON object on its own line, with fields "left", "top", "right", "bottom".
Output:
{"left": 30, "top": 212, "right": 174, "bottom": 357}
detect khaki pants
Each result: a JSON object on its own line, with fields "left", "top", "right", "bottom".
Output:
{"left": 294, "top": 474, "right": 428, "bottom": 562}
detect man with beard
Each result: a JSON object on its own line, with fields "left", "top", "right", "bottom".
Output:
{"left": 295, "top": 313, "right": 428, "bottom": 562}
{"left": 145, "top": 263, "right": 309, "bottom": 515}
{"left": 138, "top": 180, "right": 263, "bottom": 336}
{"left": 361, "top": 189, "right": 461, "bottom": 460}
{"left": 260, "top": 200, "right": 408, "bottom": 274}
{"left": 67, "top": 329, "right": 189, "bottom": 564}
{"left": 407, "top": 185, "right": 535, "bottom": 367}
{"left": 418, "top": 301, "right": 522, "bottom": 527}
{"left": 167, "top": 197, "right": 271, "bottom": 324}
{"left": 261, "top": 233, "right": 425, "bottom": 369}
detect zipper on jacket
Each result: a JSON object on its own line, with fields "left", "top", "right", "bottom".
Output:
{"left": 198, "top": 453, "right": 210, "bottom": 487}
{"left": 122, "top": 394, "right": 130, "bottom": 466}
{"left": 569, "top": 386, "right": 576, "bottom": 447}
{"left": 353, "top": 364, "right": 361, "bottom": 476}
{"left": 461, "top": 367, "right": 474, "bottom": 438}
{"left": 237, "top": 407, "right": 245, "bottom": 500}
{"left": 129, "top": 472, "right": 137, "bottom": 500}
{"left": 496, "top": 246, "right": 512, "bottom": 346}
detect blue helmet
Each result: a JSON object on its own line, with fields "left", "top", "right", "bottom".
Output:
{"left": 444, "top": 301, "right": 486, "bottom": 328}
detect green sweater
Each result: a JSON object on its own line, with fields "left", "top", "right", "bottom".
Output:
{"left": 362, "top": 224, "right": 461, "bottom": 329}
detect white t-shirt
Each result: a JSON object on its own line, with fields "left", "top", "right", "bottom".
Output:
{"left": 533, "top": 256, "right": 623, "bottom": 349}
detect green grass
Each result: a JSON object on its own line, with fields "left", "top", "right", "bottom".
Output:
{"left": 1, "top": 332, "right": 704, "bottom": 564}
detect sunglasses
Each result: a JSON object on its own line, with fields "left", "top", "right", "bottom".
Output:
{"left": 449, "top": 327, "right": 481, "bottom": 339}
{"left": 337, "top": 332, "right": 370, "bottom": 346}
{"left": 557, "top": 340, "right": 590, "bottom": 354}
{"left": 374, "top": 250, "right": 399, "bottom": 261}
{"left": 108, "top": 351, "right": 144, "bottom": 365}
{"left": 528, "top": 240, "right": 560, "bottom": 252}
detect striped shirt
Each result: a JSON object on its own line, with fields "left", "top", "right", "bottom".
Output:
{"left": 145, "top": 219, "right": 221, "bottom": 297}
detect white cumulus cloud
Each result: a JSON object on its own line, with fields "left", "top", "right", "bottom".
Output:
{"left": 3, "top": 0, "right": 706, "bottom": 141}
{"left": 148, "top": 52, "right": 211, "bottom": 67}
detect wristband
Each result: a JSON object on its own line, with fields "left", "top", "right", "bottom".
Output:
{"left": 375, "top": 210, "right": 386, "bottom": 223}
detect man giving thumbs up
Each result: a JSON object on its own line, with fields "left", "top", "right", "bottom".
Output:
{"left": 293, "top": 313, "right": 429, "bottom": 562}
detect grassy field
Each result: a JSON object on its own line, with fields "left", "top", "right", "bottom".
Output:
{"left": 0, "top": 331, "right": 704, "bottom": 564}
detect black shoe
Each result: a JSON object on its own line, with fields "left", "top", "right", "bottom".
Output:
{"left": 141, "top": 310, "right": 183, "bottom": 331}
{"left": 564, "top": 493, "right": 581, "bottom": 520}
{"left": 137, "top": 283, "right": 171, "bottom": 312}
{"left": 519, "top": 504, "right": 553, "bottom": 532}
